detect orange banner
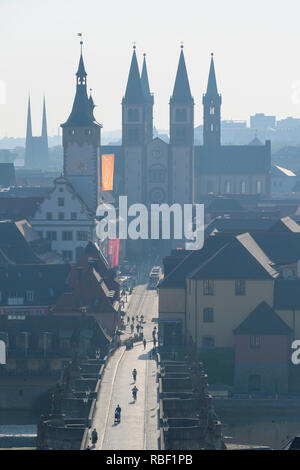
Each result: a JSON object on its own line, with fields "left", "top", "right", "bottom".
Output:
{"left": 101, "top": 154, "right": 114, "bottom": 191}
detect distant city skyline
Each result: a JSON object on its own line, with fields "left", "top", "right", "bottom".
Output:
{"left": 1, "top": 0, "right": 300, "bottom": 138}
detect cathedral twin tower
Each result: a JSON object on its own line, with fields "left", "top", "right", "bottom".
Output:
{"left": 122, "top": 46, "right": 221, "bottom": 209}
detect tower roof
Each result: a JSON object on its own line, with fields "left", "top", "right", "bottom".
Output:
{"left": 76, "top": 52, "right": 87, "bottom": 78}
{"left": 206, "top": 53, "right": 219, "bottom": 96}
{"left": 41, "top": 96, "right": 48, "bottom": 138}
{"left": 170, "top": 47, "right": 193, "bottom": 105}
{"left": 123, "top": 47, "right": 144, "bottom": 104}
{"left": 26, "top": 95, "right": 32, "bottom": 140}
{"left": 141, "top": 54, "right": 153, "bottom": 104}
{"left": 61, "top": 47, "right": 100, "bottom": 128}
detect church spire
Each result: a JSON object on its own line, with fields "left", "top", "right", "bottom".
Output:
{"left": 26, "top": 95, "right": 32, "bottom": 141}
{"left": 123, "top": 46, "right": 144, "bottom": 104}
{"left": 141, "top": 53, "right": 153, "bottom": 103}
{"left": 61, "top": 42, "right": 100, "bottom": 128}
{"left": 170, "top": 45, "right": 193, "bottom": 105}
{"left": 206, "top": 53, "right": 218, "bottom": 96}
{"left": 41, "top": 96, "right": 48, "bottom": 139}
{"left": 203, "top": 53, "right": 222, "bottom": 147}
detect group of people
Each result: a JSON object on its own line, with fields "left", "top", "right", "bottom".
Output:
{"left": 127, "top": 313, "right": 145, "bottom": 337}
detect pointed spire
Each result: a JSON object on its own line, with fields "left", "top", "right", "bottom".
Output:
{"left": 41, "top": 96, "right": 48, "bottom": 139}
{"left": 61, "top": 43, "right": 100, "bottom": 128}
{"left": 124, "top": 46, "right": 144, "bottom": 104}
{"left": 141, "top": 53, "right": 152, "bottom": 103}
{"left": 171, "top": 45, "right": 193, "bottom": 105}
{"left": 206, "top": 53, "right": 218, "bottom": 96}
{"left": 26, "top": 95, "right": 32, "bottom": 140}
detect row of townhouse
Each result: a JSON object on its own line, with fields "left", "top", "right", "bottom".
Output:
{"left": 158, "top": 217, "right": 300, "bottom": 393}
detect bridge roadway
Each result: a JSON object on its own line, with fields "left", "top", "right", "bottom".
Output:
{"left": 92, "top": 280, "right": 160, "bottom": 450}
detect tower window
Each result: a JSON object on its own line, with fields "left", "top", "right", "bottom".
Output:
{"left": 175, "top": 109, "right": 187, "bottom": 122}
{"left": 256, "top": 181, "right": 262, "bottom": 194}
{"left": 210, "top": 124, "right": 214, "bottom": 132}
{"left": 58, "top": 198, "right": 64, "bottom": 207}
{"left": 210, "top": 107, "right": 215, "bottom": 115}
{"left": 241, "top": 181, "right": 246, "bottom": 194}
{"left": 69, "top": 129, "right": 76, "bottom": 136}
{"left": 85, "top": 129, "right": 92, "bottom": 135}
{"left": 175, "top": 128, "right": 186, "bottom": 143}
{"left": 128, "top": 108, "right": 139, "bottom": 122}
{"left": 128, "top": 128, "right": 139, "bottom": 144}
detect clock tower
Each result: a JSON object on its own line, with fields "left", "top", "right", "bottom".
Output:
{"left": 61, "top": 43, "right": 102, "bottom": 213}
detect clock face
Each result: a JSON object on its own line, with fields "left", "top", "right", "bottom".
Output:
{"left": 72, "top": 157, "right": 88, "bottom": 174}
{"left": 150, "top": 187, "right": 166, "bottom": 204}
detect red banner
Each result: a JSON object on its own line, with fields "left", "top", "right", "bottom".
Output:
{"left": 108, "top": 238, "right": 120, "bottom": 268}
{"left": 102, "top": 154, "right": 114, "bottom": 191}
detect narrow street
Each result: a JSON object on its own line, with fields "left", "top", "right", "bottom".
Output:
{"left": 92, "top": 266, "right": 160, "bottom": 450}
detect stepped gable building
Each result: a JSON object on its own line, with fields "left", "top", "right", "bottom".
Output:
{"left": 25, "top": 96, "right": 49, "bottom": 169}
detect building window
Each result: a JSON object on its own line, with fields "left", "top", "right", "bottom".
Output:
{"left": 250, "top": 335, "right": 261, "bottom": 349}
{"left": 62, "top": 231, "right": 73, "bottom": 241}
{"left": 128, "top": 108, "right": 139, "bottom": 122}
{"left": 128, "top": 128, "right": 139, "bottom": 143}
{"left": 149, "top": 169, "right": 166, "bottom": 184}
{"left": 203, "top": 280, "right": 214, "bottom": 296}
{"left": 58, "top": 198, "right": 64, "bottom": 207}
{"left": 68, "top": 129, "right": 75, "bottom": 135}
{"left": 235, "top": 280, "right": 246, "bottom": 296}
{"left": 46, "top": 212, "right": 52, "bottom": 220}
{"left": 175, "top": 128, "right": 186, "bottom": 143}
{"left": 85, "top": 129, "right": 92, "bottom": 135}
{"left": 38, "top": 231, "right": 43, "bottom": 238}
{"left": 256, "top": 180, "right": 262, "bottom": 194}
{"left": 71, "top": 212, "right": 77, "bottom": 220}
{"left": 225, "top": 181, "right": 231, "bottom": 193}
{"left": 210, "top": 107, "right": 215, "bottom": 115}
{"left": 59, "top": 187, "right": 63, "bottom": 192}
{"left": 241, "top": 181, "right": 246, "bottom": 194}
{"left": 202, "top": 336, "right": 215, "bottom": 349}
{"left": 175, "top": 108, "right": 187, "bottom": 122}
{"left": 58, "top": 212, "right": 65, "bottom": 220}
{"left": 26, "top": 291, "right": 34, "bottom": 302}
{"left": 203, "top": 308, "right": 214, "bottom": 323}
{"left": 62, "top": 251, "right": 73, "bottom": 262}
{"left": 46, "top": 231, "right": 57, "bottom": 241}
{"left": 77, "top": 231, "right": 89, "bottom": 241}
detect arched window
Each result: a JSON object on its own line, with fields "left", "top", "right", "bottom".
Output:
{"left": 210, "top": 107, "right": 215, "bottom": 115}
{"left": 256, "top": 180, "right": 262, "bottom": 194}
{"left": 241, "top": 181, "right": 246, "bottom": 194}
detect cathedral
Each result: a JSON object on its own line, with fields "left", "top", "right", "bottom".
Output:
{"left": 106, "top": 46, "right": 271, "bottom": 206}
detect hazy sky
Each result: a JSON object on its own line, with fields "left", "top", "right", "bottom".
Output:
{"left": 1, "top": 0, "right": 300, "bottom": 138}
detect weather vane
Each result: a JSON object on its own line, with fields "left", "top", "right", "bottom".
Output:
{"left": 133, "top": 41, "right": 136, "bottom": 50}
{"left": 77, "top": 32, "right": 83, "bottom": 52}
{"left": 180, "top": 41, "right": 184, "bottom": 49}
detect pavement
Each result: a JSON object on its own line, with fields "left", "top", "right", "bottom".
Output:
{"left": 91, "top": 277, "right": 160, "bottom": 450}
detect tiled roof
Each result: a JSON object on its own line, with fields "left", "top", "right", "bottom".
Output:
{"left": 188, "top": 233, "right": 278, "bottom": 280}
{"left": 234, "top": 301, "right": 291, "bottom": 335}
